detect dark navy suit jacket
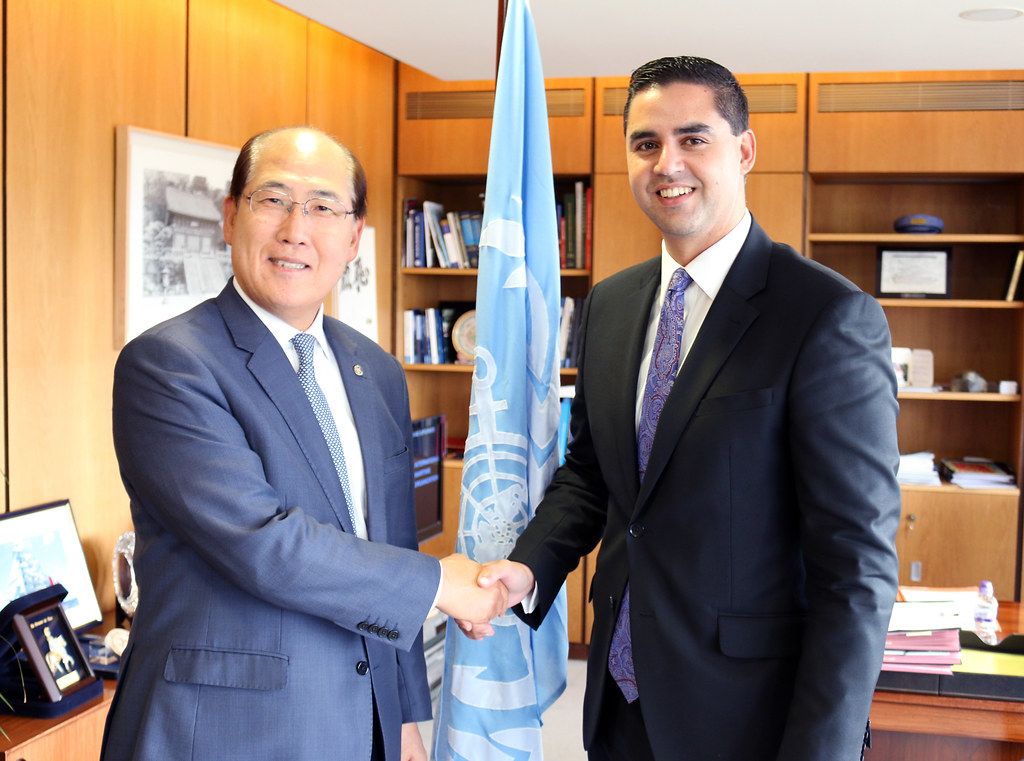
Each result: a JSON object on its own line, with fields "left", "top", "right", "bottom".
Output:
{"left": 510, "top": 220, "right": 901, "bottom": 761}
{"left": 101, "top": 282, "right": 439, "bottom": 761}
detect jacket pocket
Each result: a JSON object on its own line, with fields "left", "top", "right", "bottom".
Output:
{"left": 383, "top": 446, "right": 410, "bottom": 473}
{"left": 163, "top": 646, "right": 288, "bottom": 691}
{"left": 718, "top": 613, "right": 804, "bottom": 659}
{"left": 695, "top": 387, "right": 774, "bottom": 417}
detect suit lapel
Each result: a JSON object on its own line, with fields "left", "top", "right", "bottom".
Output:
{"left": 324, "top": 320, "right": 389, "bottom": 544}
{"left": 604, "top": 262, "right": 661, "bottom": 503}
{"left": 216, "top": 283, "right": 356, "bottom": 534}
{"left": 634, "top": 221, "right": 772, "bottom": 514}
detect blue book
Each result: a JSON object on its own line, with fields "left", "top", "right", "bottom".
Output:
{"left": 412, "top": 210, "right": 426, "bottom": 268}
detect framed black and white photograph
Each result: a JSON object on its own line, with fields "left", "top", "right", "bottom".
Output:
{"left": 116, "top": 126, "right": 238, "bottom": 344}
{"left": 877, "top": 247, "right": 952, "bottom": 299}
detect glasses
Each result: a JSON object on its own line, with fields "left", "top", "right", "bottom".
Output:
{"left": 246, "top": 188, "right": 355, "bottom": 222}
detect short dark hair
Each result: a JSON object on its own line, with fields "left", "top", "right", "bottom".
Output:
{"left": 229, "top": 127, "right": 368, "bottom": 220}
{"left": 623, "top": 56, "right": 749, "bottom": 137}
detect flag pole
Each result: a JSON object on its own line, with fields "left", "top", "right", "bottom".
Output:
{"left": 496, "top": 0, "right": 508, "bottom": 75}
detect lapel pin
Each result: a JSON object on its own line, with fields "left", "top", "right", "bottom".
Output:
{"left": 353, "top": 364, "right": 364, "bottom": 377}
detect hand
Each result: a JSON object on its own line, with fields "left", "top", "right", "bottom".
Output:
{"left": 437, "top": 554, "right": 509, "bottom": 624}
{"left": 401, "top": 722, "right": 428, "bottom": 761}
{"left": 454, "top": 560, "right": 536, "bottom": 640}
{"left": 478, "top": 560, "right": 535, "bottom": 607}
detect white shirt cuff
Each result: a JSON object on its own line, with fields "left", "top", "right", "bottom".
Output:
{"left": 520, "top": 582, "right": 540, "bottom": 614}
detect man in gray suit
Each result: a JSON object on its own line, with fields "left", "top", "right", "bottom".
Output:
{"left": 467, "top": 56, "right": 901, "bottom": 760}
{"left": 101, "top": 127, "right": 506, "bottom": 761}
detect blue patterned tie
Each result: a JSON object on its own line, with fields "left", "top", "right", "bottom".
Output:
{"left": 291, "top": 333, "right": 360, "bottom": 535}
{"left": 608, "top": 267, "right": 692, "bottom": 703}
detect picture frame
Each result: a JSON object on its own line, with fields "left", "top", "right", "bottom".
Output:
{"left": 115, "top": 126, "right": 239, "bottom": 346}
{"left": 877, "top": 247, "right": 952, "bottom": 298}
{"left": 0, "top": 500, "right": 103, "bottom": 633}
{"left": 12, "top": 595, "right": 97, "bottom": 702}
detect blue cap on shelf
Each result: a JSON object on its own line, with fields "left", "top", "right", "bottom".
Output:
{"left": 894, "top": 213, "right": 944, "bottom": 234}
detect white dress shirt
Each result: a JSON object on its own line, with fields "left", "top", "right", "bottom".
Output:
{"left": 233, "top": 280, "right": 368, "bottom": 539}
{"left": 634, "top": 211, "right": 751, "bottom": 428}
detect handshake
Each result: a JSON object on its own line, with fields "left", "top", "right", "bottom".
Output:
{"left": 436, "top": 555, "right": 535, "bottom": 639}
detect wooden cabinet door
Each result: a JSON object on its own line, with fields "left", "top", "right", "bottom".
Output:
{"left": 898, "top": 488, "right": 1019, "bottom": 597}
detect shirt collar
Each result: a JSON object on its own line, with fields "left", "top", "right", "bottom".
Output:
{"left": 232, "top": 278, "right": 328, "bottom": 352}
{"left": 659, "top": 210, "right": 751, "bottom": 300}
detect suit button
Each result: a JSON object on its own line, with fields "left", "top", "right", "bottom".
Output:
{"left": 356, "top": 660, "right": 369, "bottom": 675}
{"left": 388, "top": 630, "right": 399, "bottom": 641}
{"left": 629, "top": 523, "right": 645, "bottom": 538}
{"left": 357, "top": 621, "right": 368, "bottom": 631}
{"left": 369, "top": 624, "right": 380, "bottom": 635}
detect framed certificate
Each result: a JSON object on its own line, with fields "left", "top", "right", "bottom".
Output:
{"left": 877, "top": 248, "right": 951, "bottom": 298}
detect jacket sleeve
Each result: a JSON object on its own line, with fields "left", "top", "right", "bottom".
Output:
{"left": 776, "top": 290, "right": 901, "bottom": 760}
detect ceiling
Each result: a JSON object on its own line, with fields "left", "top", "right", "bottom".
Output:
{"left": 276, "top": 0, "right": 1023, "bottom": 82}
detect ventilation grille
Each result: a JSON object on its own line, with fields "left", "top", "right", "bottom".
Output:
{"left": 406, "top": 89, "right": 585, "bottom": 120}
{"left": 818, "top": 81, "right": 1024, "bottom": 112}
{"left": 602, "top": 83, "right": 798, "bottom": 116}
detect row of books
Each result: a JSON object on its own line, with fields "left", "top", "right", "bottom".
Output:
{"left": 558, "top": 181, "right": 592, "bottom": 270}
{"left": 401, "top": 181, "right": 593, "bottom": 270}
{"left": 403, "top": 200, "right": 483, "bottom": 269}
{"left": 403, "top": 297, "right": 582, "bottom": 367}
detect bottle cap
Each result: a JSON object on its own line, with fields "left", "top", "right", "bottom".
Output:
{"left": 979, "top": 580, "right": 994, "bottom": 596}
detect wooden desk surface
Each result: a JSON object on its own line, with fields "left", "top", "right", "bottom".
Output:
{"left": 0, "top": 684, "right": 114, "bottom": 760}
{"left": 871, "top": 602, "right": 1024, "bottom": 750}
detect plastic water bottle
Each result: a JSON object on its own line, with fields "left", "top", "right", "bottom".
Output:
{"left": 974, "top": 580, "right": 999, "bottom": 645}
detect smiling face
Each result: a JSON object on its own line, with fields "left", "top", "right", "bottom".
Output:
{"left": 223, "top": 129, "right": 364, "bottom": 330}
{"left": 625, "top": 82, "right": 755, "bottom": 265}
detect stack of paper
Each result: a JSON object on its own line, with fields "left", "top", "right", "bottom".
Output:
{"left": 884, "top": 600, "right": 963, "bottom": 675}
{"left": 898, "top": 451, "right": 941, "bottom": 486}
{"left": 939, "top": 457, "right": 1016, "bottom": 489}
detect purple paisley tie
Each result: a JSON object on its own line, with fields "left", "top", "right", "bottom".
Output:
{"left": 608, "top": 267, "right": 692, "bottom": 703}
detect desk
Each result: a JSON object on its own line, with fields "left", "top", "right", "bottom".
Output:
{"left": 0, "top": 684, "right": 113, "bottom": 761}
{"left": 870, "top": 602, "right": 1024, "bottom": 760}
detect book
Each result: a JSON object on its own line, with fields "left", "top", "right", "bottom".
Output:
{"left": 938, "top": 457, "right": 1015, "bottom": 488}
{"left": 458, "top": 211, "right": 481, "bottom": 268}
{"left": 423, "top": 200, "right": 448, "bottom": 268}
{"left": 412, "top": 210, "right": 426, "bottom": 267}
{"left": 1006, "top": 249, "right": 1024, "bottom": 301}
{"left": 574, "top": 180, "right": 585, "bottom": 268}
{"left": 584, "top": 184, "right": 593, "bottom": 271}
{"left": 438, "top": 301, "right": 475, "bottom": 363}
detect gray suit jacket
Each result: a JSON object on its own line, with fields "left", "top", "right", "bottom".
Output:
{"left": 101, "top": 282, "right": 440, "bottom": 761}
{"left": 510, "top": 220, "right": 901, "bottom": 761}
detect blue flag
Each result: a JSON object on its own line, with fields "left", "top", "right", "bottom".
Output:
{"left": 432, "top": 0, "right": 568, "bottom": 758}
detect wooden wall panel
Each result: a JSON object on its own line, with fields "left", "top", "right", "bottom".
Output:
{"left": 809, "top": 70, "right": 1024, "bottom": 174}
{"left": 746, "top": 173, "right": 805, "bottom": 251}
{"left": 5, "top": 0, "right": 186, "bottom": 610}
{"left": 595, "top": 73, "right": 807, "bottom": 175}
{"left": 188, "top": 0, "right": 307, "bottom": 146}
{"left": 0, "top": 21, "right": 5, "bottom": 509}
{"left": 397, "top": 64, "right": 592, "bottom": 176}
{"left": 307, "top": 23, "right": 396, "bottom": 354}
